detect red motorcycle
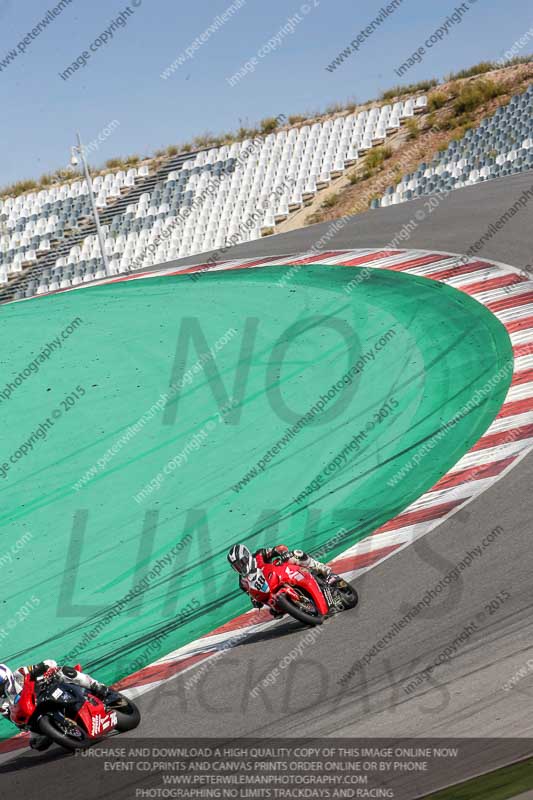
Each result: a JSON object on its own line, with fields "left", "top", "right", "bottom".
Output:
{"left": 245, "top": 560, "right": 358, "bottom": 626}
{"left": 10, "top": 665, "right": 140, "bottom": 751}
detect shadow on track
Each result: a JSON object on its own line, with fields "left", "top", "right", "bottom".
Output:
{"left": 0, "top": 746, "right": 70, "bottom": 773}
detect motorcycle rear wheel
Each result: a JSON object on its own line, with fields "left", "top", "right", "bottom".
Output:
{"left": 276, "top": 592, "right": 324, "bottom": 626}
{"left": 38, "top": 714, "right": 92, "bottom": 751}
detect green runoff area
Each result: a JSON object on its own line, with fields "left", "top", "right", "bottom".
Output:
{"left": 421, "top": 757, "right": 533, "bottom": 799}
{"left": 0, "top": 262, "right": 512, "bottom": 739}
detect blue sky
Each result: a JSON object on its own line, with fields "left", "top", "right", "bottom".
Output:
{"left": 0, "top": 0, "right": 531, "bottom": 186}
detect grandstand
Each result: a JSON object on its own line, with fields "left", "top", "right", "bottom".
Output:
{"left": 376, "top": 83, "right": 533, "bottom": 208}
{"left": 0, "top": 95, "right": 427, "bottom": 302}
{"left": 2, "top": 69, "right": 533, "bottom": 305}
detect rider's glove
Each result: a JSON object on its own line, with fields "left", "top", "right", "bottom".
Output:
{"left": 42, "top": 667, "right": 60, "bottom": 682}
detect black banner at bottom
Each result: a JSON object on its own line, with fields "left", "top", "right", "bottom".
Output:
{"left": 1, "top": 738, "right": 533, "bottom": 800}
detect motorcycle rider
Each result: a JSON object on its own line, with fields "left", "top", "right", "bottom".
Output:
{"left": 227, "top": 543, "right": 333, "bottom": 615}
{"left": 0, "top": 660, "right": 116, "bottom": 751}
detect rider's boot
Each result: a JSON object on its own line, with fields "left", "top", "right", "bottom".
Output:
{"left": 90, "top": 681, "right": 121, "bottom": 705}
{"left": 313, "top": 560, "right": 332, "bottom": 580}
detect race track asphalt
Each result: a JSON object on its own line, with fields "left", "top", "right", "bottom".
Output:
{"left": 2, "top": 174, "right": 533, "bottom": 798}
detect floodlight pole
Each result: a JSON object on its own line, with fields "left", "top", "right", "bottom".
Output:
{"left": 72, "top": 132, "right": 109, "bottom": 273}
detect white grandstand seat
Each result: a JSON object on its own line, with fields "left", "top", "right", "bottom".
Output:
{"left": 23, "top": 249, "right": 37, "bottom": 264}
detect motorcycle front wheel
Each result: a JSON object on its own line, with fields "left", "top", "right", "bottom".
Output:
{"left": 108, "top": 693, "right": 141, "bottom": 732}
{"left": 276, "top": 592, "right": 324, "bottom": 626}
{"left": 38, "top": 714, "right": 92, "bottom": 751}
{"left": 334, "top": 578, "right": 359, "bottom": 610}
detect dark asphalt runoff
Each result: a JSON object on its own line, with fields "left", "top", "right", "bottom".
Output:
{"left": 2, "top": 173, "right": 533, "bottom": 799}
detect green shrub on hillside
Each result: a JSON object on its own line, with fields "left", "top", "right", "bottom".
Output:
{"left": 260, "top": 117, "right": 281, "bottom": 134}
{"left": 446, "top": 61, "right": 497, "bottom": 81}
{"left": 446, "top": 55, "right": 533, "bottom": 80}
{"left": 405, "top": 118, "right": 419, "bottom": 139}
{"left": 428, "top": 91, "right": 448, "bottom": 111}
{"left": 193, "top": 133, "right": 214, "bottom": 148}
{"left": 365, "top": 146, "right": 392, "bottom": 170}
{"left": 381, "top": 79, "right": 438, "bottom": 100}
{"left": 324, "top": 102, "right": 345, "bottom": 115}
{"left": 2, "top": 179, "right": 38, "bottom": 197}
{"left": 454, "top": 79, "right": 506, "bottom": 113}
{"left": 322, "top": 193, "right": 340, "bottom": 208}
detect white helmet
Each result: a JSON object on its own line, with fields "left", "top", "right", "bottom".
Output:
{"left": 0, "top": 664, "right": 15, "bottom": 699}
{"left": 227, "top": 543, "right": 256, "bottom": 576}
